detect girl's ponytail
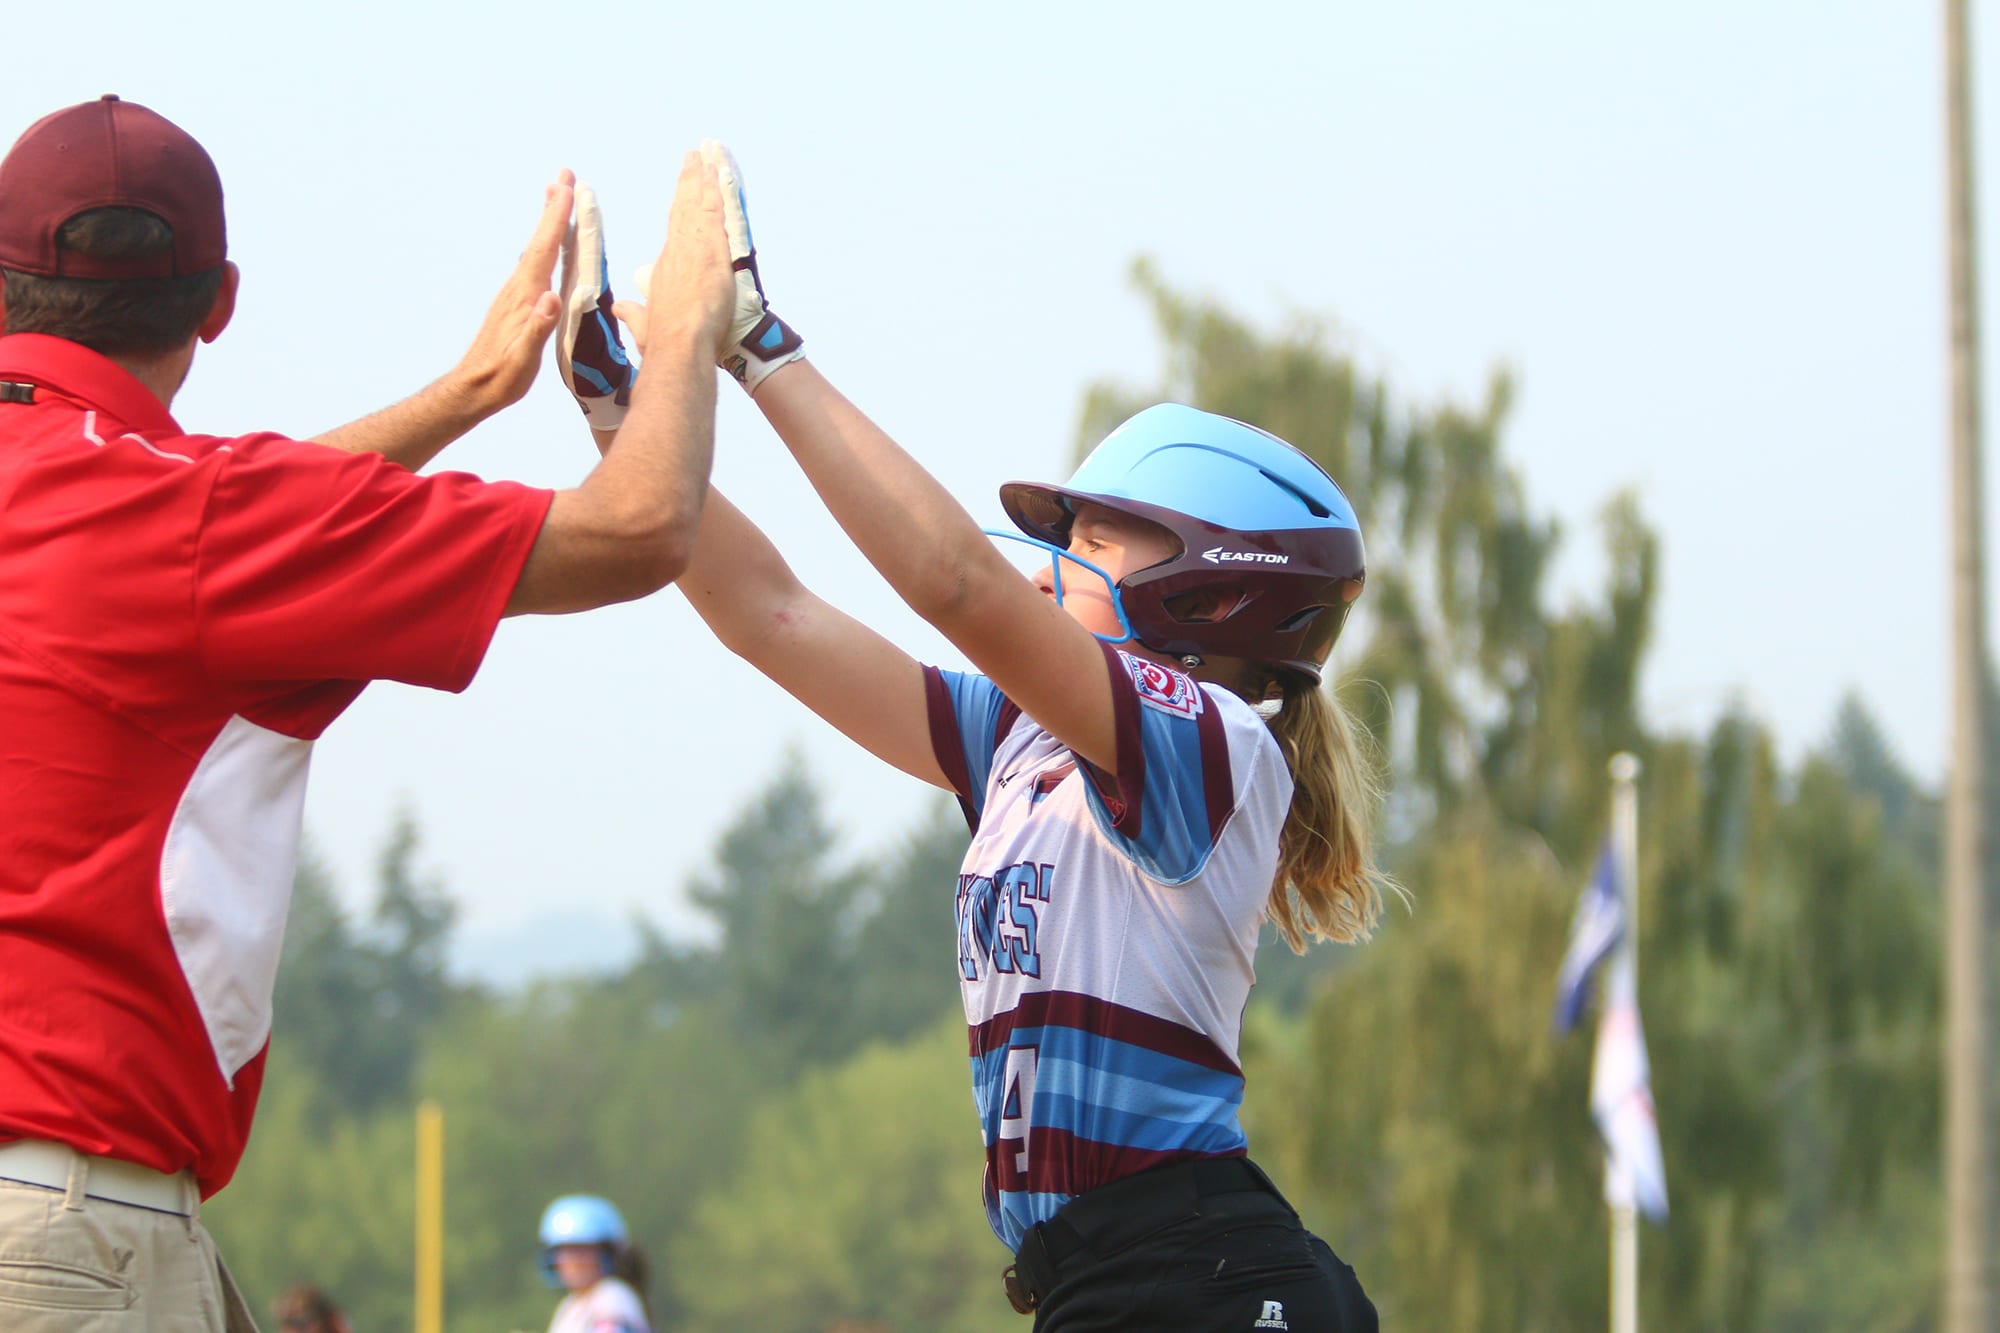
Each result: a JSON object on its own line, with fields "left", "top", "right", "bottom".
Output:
{"left": 1261, "top": 673, "right": 1390, "bottom": 952}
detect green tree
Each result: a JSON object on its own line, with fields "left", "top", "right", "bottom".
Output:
{"left": 414, "top": 979, "right": 788, "bottom": 1333}
{"left": 844, "top": 800, "right": 971, "bottom": 1043}
{"left": 683, "top": 753, "right": 869, "bottom": 1066}
{"left": 364, "top": 806, "right": 458, "bottom": 1042}
{"left": 222, "top": 774, "right": 979, "bottom": 1333}
{"left": 1248, "top": 819, "right": 1603, "bottom": 1329}
{"left": 673, "top": 1015, "right": 1016, "bottom": 1333}
{"left": 619, "top": 757, "right": 968, "bottom": 1069}
{"left": 270, "top": 841, "right": 377, "bottom": 1115}
{"left": 204, "top": 1045, "right": 418, "bottom": 1333}
{"left": 271, "top": 812, "right": 464, "bottom": 1118}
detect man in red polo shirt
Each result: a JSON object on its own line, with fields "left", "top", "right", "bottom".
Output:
{"left": 0, "top": 97, "right": 734, "bottom": 1331}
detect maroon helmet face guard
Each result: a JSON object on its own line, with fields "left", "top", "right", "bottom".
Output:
{"left": 1000, "top": 483, "right": 1366, "bottom": 682}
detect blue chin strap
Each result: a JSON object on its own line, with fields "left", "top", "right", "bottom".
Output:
{"left": 983, "top": 529, "right": 1135, "bottom": 645}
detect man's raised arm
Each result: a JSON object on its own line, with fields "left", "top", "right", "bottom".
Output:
{"left": 313, "top": 172, "right": 578, "bottom": 469}
{"left": 503, "top": 150, "right": 734, "bottom": 615}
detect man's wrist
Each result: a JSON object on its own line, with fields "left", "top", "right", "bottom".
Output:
{"left": 635, "top": 318, "right": 721, "bottom": 367}
{"left": 434, "top": 362, "right": 506, "bottom": 429}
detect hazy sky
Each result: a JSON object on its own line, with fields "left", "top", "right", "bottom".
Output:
{"left": 5, "top": 2, "right": 1976, "bottom": 964}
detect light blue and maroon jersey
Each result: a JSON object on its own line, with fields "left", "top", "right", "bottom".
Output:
{"left": 924, "top": 642, "right": 1293, "bottom": 1250}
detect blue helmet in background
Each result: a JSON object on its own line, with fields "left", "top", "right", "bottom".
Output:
{"left": 537, "top": 1194, "right": 627, "bottom": 1288}
{"left": 1001, "top": 403, "right": 1366, "bottom": 681}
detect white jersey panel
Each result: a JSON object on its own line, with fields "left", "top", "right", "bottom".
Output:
{"left": 961, "top": 714, "right": 1284, "bottom": 1054}
{"left": 158, "top": 713, "right": 311, "bottom": 1086}
{"left": 548, "top": 1276, "right": 649, "bottom": 1333}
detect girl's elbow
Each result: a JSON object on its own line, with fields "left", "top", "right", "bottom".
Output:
{"left": 903, "top": 554, "right": 979, "bottom": 625}
{"left": 715, "top": 598, "right": 808, "bottom": 670}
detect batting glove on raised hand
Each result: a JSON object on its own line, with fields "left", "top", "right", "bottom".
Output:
{"left": 557, "top": 183, "right": 636, "bottom": 430}
{"left": 700, "top": 139, "right": 805, "bottom": 394}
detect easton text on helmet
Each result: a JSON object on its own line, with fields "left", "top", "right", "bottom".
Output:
{"left": 1202, "top": 546, "right": 1292, "bottom": 565}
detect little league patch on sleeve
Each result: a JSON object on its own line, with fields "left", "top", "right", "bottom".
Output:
{"left": 1126, "top": 656, "right": 1205, "bottom": 719}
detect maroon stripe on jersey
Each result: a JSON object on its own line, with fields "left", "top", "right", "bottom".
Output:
{"left": 990, "top": 1132, "right": 1246, "bottom": 1198}
{"left": 1095, "top": 641, "right": 1145, "bottom": 836}
{"left": 1195, "top": 690, "right": 1235, "bottom": 838}
{"left": 967, "top": 989, "right": 1242, "bottom": 1074}
{"left": 994, "top": 698, "right": 1023, "bottom": 751}
{"left": 923, "top": 666, "right": 980, "bottom": 833}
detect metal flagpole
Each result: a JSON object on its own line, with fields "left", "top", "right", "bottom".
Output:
{"left": 1942, "top": 0, "right": 1994, "bottom": 1326}
{"left": 1608, "top": 752, "right": 1641, "bottom": 1333}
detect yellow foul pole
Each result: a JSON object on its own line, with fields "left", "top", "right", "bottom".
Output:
{"left": 415, "top": 1099, "right": 445, "bottom": 1333}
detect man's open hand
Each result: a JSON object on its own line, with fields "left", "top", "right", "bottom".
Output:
{"left": 618, "top": 152, "right": 735, "bottom": 365}
{"left": 450, "top": 170, "right": 574, "bottom": 416}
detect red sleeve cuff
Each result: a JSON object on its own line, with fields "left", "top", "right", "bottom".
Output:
{"left": 435, "top": 484, "right": 555, "bottom": 693}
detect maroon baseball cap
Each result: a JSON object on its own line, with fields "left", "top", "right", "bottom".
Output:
{"left": 0, "top": 95, "right": 226, "bottom": 280}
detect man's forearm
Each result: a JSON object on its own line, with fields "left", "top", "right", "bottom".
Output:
{"left": 599, "top": 322, "right": 716, "bottom": 544}
{"left": 320, "top": 171, "right": 573, "bottom": 468}
{"left": 500, "top": 325, "right": 718, "bottom": 616}
{"left": 311, "top": 372, "right": 487, "bottom": 469}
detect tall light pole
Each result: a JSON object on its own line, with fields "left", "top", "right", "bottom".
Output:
{"left": 1943, "top": 1, "right": 1992, "bottom": 1327}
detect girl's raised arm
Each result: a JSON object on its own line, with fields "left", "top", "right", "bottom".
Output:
{"left": 677, "top": 488, "right": 949, "bottom": 790}
{"left": 557, "top": 174, "right": 954, "bottom": 787}
{"left": 628, "top": 141, "right": 1120, "bottom": 772}
{"left": 752, "top": 363, "right": 1120, "bottom": 773}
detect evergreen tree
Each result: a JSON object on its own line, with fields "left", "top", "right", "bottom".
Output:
{"left": 844, "top": 800, "right": 971, "bottom": 1044}
{"left": 269, "top": 811, "right": 463, "bottom": 1116}
{"left": 682, "top": 751, "right": 870, "bottom": 1066}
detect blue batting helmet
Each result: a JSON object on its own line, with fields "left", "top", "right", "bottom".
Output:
{"left": 537, "top": 1194, "right": 627, "bottom": 1287}
{"left": 1001, "top": 403, "right": 1366, "bottom": 680}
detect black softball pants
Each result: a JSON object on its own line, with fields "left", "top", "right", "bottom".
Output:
{"left": 1004, "top": 1156, "right": 1378, "bottom": 1331}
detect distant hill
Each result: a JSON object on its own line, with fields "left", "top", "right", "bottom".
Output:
{"left": 450, "top": 909, "right": 642, "bottom": 990}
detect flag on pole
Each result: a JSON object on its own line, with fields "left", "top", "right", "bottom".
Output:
{"left": 1552, "top": 841, "right": 1623, "bottom": 1034}
{"left": 1591, "top": 952, "right": 1669, "bottom": 1221}
{"left": 1553, "top": 834, "right": 1669, "bottom": 1222}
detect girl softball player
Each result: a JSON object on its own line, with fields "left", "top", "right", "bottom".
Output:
{"left": 562, "top": 148, "right": 1385, "bottom": 1331}
{"left": 536, "top": 1194, "right": 651, "bottom": 1333}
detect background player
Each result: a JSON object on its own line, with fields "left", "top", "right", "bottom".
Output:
{"left": 537, "top": 1195, "right": 652, "bottom": 1333}
{"left": 270, "top": 1282, "right": 353, "bottom": 1333}
{"left": 591, "top": 145, "right": 1386, "bottom": 1330}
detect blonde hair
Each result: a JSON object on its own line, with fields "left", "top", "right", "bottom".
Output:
{"left": 1257, "top": 672, "right": 1390, "bottom": 952}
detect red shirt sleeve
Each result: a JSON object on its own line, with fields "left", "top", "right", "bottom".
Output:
{"left": 192, "top": 434, "right": 553, "bottom": 690}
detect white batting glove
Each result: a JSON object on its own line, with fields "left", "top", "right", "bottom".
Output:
{"left": 700, "top": 139, "right": 806, "bottom": 395}
{"left": 557, "top": 183, "right": 636, "bottom": 430}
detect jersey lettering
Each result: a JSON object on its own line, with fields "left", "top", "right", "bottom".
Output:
{"left": 957, "top": 861, "right": 1053, "bottom": 980}
{"left": 1000, "top": 1044, "right": 1040, "bottom": 1174}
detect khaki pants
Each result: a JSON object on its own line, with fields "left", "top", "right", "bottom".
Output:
{"left": 0, "top": 1173, "right": 258, "bottom": 1332}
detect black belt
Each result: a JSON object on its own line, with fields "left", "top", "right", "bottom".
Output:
{"left": 1003, "top": 1156, "right": 1291, "bottom": 1315}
